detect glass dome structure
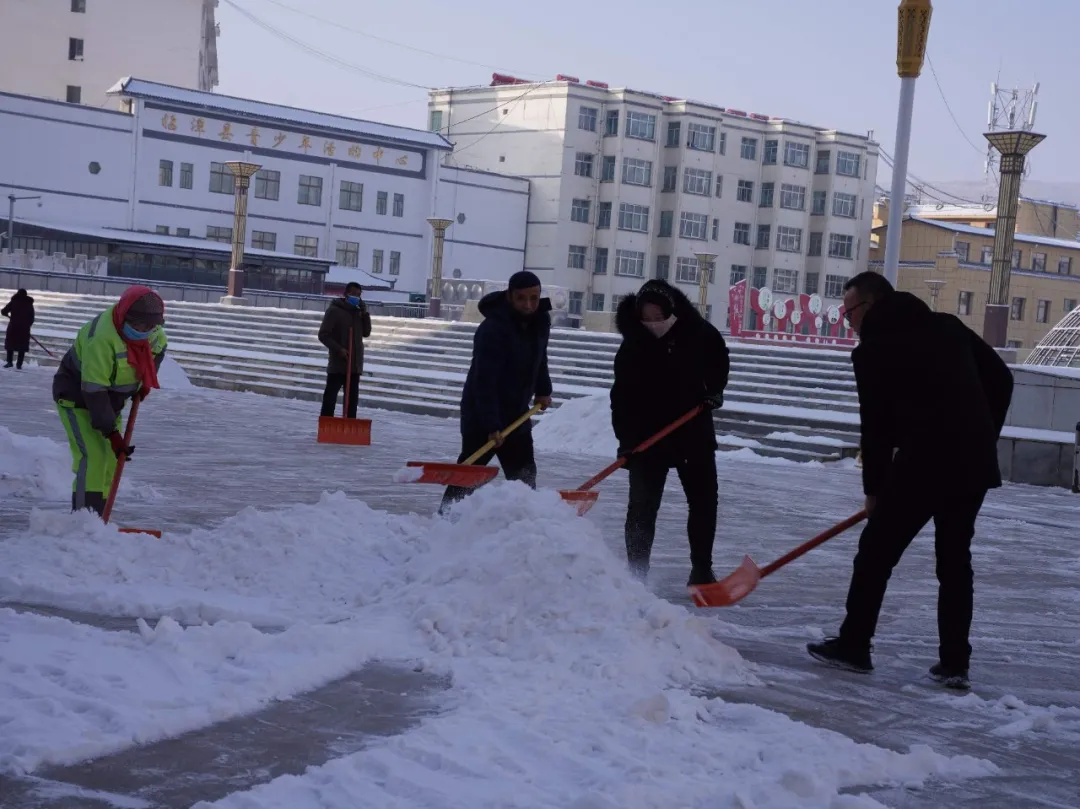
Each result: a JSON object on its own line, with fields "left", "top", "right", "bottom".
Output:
{"left": 1025, "top": 302, "right": 1080, "bottom": 367}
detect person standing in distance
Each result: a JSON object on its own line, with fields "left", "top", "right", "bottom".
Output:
{"left": 2, "top": 288, "right": 35, "bottom": 369}
{"left": 808, "top": 272, "right": 1013, "bottom": 690}
{"left": 439, "top": 271, "right": 553, "bottom": 513}
{"left": 318, "top": 281, "right": 372, "bottom": 420}
{"left": 610, "top": 280, "right": 730, "bottom": 586}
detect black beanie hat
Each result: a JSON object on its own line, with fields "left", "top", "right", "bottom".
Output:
{"left": 508, "top": 270, "right": 542, "bottom": 291}
{"left": 127, "top": 292, "right": 166, "bottom": 326}
{"left": 636, "top": 282, "right": 675, "bottom": 319}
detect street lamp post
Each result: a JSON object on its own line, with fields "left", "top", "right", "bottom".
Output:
{"left": 426, "top": 217, "right": 453, "bottom": 318}
{"left": 693, "top": 251, "right": 717, "bottom": 319}
{"left": 925, "top": 279, "right": 945, "bottom": 311}
{"left": 981, "top": 130, "right": 1046, "bottom": 347}
{"left": 219, "top": 161, "right": 261, "bottom": 306}
{"left": 883, "top": 0, "right": 933, "bottom": 286}
{"left": 6, "top": 193, "right": 43, "bottom": 255}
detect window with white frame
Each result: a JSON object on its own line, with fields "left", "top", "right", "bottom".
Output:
{"left": 574, "top": 152, "right": 594, "bottom": 177}
{"left": 666, "top": 121, "right": 681, "bottom": 147}
{"left": 957, "top": 291, "right": 972, "bottom": 315}
{"left": 594, "top": 247, "right": 608, "bottom": 275}
{"left": 1010, "top": 296, "right": 1025, "bottom": 321}
{"left": 687, "top": 123, "right": 716, "bottom": 151}
{"left": 711, "top": 218, "right": 719, "bottom": 241}
{"left": 759, "top": 182, "right": 774, "bottom": 208}
{"left": 808, "top": 231, "right": 823, "bottom": 256}
{"left": 209, "top": 162, "right": 234, "bottom": 195}
{"left": 815, "top": 150, "right": 830, "bottom": 174}
{"left": 568, "top": 245, "right": 587, "bottom": 269}
{"left": 1012, "top": 248, "right": 1022, "bottom": 268}
{"left": 756, "top": 225, "right": 771, "bottom": 250}
{"left": 774, "top": 268, "right": 799, "bottom": 293}
{"left": 611, "top": 295, "right": 626, "bottom": 312}
{"left": 836, "top": 150, "right": 861, "bottom": 177}
{"left": 784, "top": 141, "right": 810, "bottom": 168}
{"left": 625, "top": 111, "right": 656, "bottom": 140}
{"left": 339, "top": 180, "right": 363, "bottom": 211}
{"left": 176, "top": 227, "right": 190, "bottom": 237}
{"left": 429, "top": 109, "right": 443, "bottom": 132}
{"left": 662, "top": 166, "right": 677, "bottom": 192}
{"left": 740, "top": 137, "right": 758, "bottom": 160}
{"left": 832, "top": 192, "right": 857, "bottom": 218}
{"left": 615, "top": 249, "right": 646, "bottom": 277}
{"left": 824, "top": 274, "right": 847, "bottom": 298}
{"left": 812, "top": 190, "right": 826, "bottom": 215}
{"left": 255, "top": 169, "right": 280, "bottom": 201}
{"left": 618, "top": 203, "right": 650, "bottom": 232}
{"left": 371, "top": 249, "right": 384, "bottom": 273}
{"left": 568, "top": 291, "right": 583, "bottom": 315}
{"left": 155, "top": 226, "right": 170, "bottom": 235}
{"left": 571, "top": 198, "right": 591, "bottom": 223}
{"left": 779, "top": 184, "right": 806, "bottom": 210}
{"left": 622, "top": 157, "right": 653, "bottom": 186}
{"left": 298, "top": 175, "right": 323, "bottom": 206}
{"left": 730, "top": 265, "right": 747, "bottom": 285}
{"left": 680, "top": 211, "right": 709, "bottom": 240}
{"left": 393, "top": 193, "right": 404, "bottom": 217}
{"left": 804, "top": 272, "right": 819, "bottom": 294}
{"left": 981, "top": 246, "right": 993, "bottom": 264}
{"left": 655, "top": 254, "right": 670, "bottom": 280}
{"left": 590, "top": 293, "right": 605, "bottom": 311}
{"left": 578, "top": 106, "right": 598, "bottom": 132}
{"left": 294, "top": 235, "right": 319, "bottom": 257}
{"left": 1059, "top": 256, "right": 1073, "bottom": 275}
{"left": 1064, "top": 297, "right": 1078, "bottom": 312}
{"left": 1032, "top": 252, "right": 1047, "bottom": 272}
{"left": 953, "top": 240, "right": 969, "bottom": 261}
{"left": 675, "top": 256, "right": 699, "bottom": 284}
{"left": 763, "top": 140, "right": 778, "bottom": 165}
{"left": 1036, "top": 299, "right": 1051, "bottom": 323}
{"left": 753, "top": 266, "right": 768, "bottom": 288}
{"left": 605, "top": 110, "right": 619, "bottom": 136}
{"left": 718, "top": 132, "right": 727, "bottom": 155}
{"left": 251, "top": 230, "right": 276, "bottom": 251}
{"left": 376, "top": 191, "right": 388, "bottom": 215}
{"left": 602, "top": 156, "right": 616, "bottom": 181}
{"left": 733, "top": 222, "right": 751, "bottom": 245}
{"left": 828, "top": 233, "right": 854, "bottom": 259}
{"left": 597, "top": 201, "right": 612, "bottom": 229}
{"left": 158, "top": 160, "right": 173, "bottom": 187}
{"left": 736, "top": 179, "right": 754, "bottom": 202}
{"left": 659, "top": 210, "right": 673, "bottom": 237}
{"left": 683, "top": 168, "right": 712, "bottom": 196}
{"left": 389, "top": 251, "right": 401, "bottom": 275}
{"left": 336, "top": 240, "right": 359, "bottom": 267}
{"left": 714, "top": 174, "right": 723, "bottom": 197}
{"left": 776, "top": 226, "right": 803, "bottom": 253}
{"left": 206, "top": 225, "right": 232, "bottom": 243}
{"left": 180, "top": 162, "right": 193, "bottom": 190}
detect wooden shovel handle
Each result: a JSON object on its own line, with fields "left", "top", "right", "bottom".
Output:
{"left": 462, "top": 402, "right": 545, "bottom": 465}
{"left": 758, "top": 510, "right": 867, "bottom": 578}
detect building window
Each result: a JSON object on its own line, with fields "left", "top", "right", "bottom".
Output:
{"left": 574, "top": 152, "right": 595, "bottom": 178}
{"left": 812, "top": 190, "right": 827, "bottom": 216}
{"left": 680, "top": 212, "right": 709, "bottom": 240}
{"left": 571, "top": 198, "right": 591, "bottom": 223}
{"left": 1032, "top": 252, "right": 1047, "bottom": 272}
{"left": 1010, "top": 297, "right": 1025, "bottom": 321}
{"left": 158, "top": 160, "right": 173, "bottom": 187}
{"left": 655, "top": 254, "right": 670, "bottom": 280}
{"left": 756, "top": 225, "right": 771, "bottom": 250}
{"left": 954, "top": 240, "right": 970, "bottom": 262}
{"left": 590, "top": 293, "right": 605, "bottom": 311}
{"left": 736, "top": 180, "right": 754, "bottom": 203}
{"left": 730, "top": 265, "right": 747, "bottom": 286}
{"left": 155, "top": 226, "right": 170, "bottom": 235}
{"left": 250, "top": 169, "right": 279, "bottom": 201}
{"left": 68, "top": 38, "right": 84, "bottom": 60}
{"left": 832, "top": 192, "right": 857, "bottom": 218}
{"left": 659, "top": 210, "right": 673, "bottom": 238}
{"left": 594, "top": 247, "right": 609, "bottom": 275}
{"left": 687, "top": 123, "right": 716, "bottom": 152}
{"left": 836, "top": 151, "right": 861, "bottom": 177}
{"left": 774, "top": 268, "right": 799, "bottom": 294}
{"left": 176, "top": 227, "right": 190, "bottom": 237}
{"left": 605, "top": 110, "right": 619, "bottom": 136}
{"left": 718, "top": 132, "right": 727, "bottom": 155}
{"left": 294, "top": 235, "right": 319, "bottom": 257}
{"left": 780, "top": 184, "right": 806, "bottom": 211}
{"left": 597, "top": 202, "right": 612, "bottom": 229}
{"left": 740, "top": 137, "right": 758, "bottom": 161}
{"left": 827, "top": 233, "right": 853, "bottom": 259}
{"left": 1006, "top": 339, "right": 1023, "bottom": 349}
{"left": 957, "top": 291, "right": 972, "bottom": 315}
{"left": 673, "top": 257, "right": 698, "bottom": 284}
{"left": 715, "top": 174, "right": 723, "bottom": 197}
{"left": 763, "top": 140, "right": 778, "bottom": 165}
{"left": 206, "top": 225, "right": 232, "bottom": 243}
{"left": 666, "top": 121, "right": 681, "bottom": 147}
{"left": 824, "top": 274, "right": 847, "bottom": 298}
{"left": 568, "top": 245, "right": 587, "bottom": 269}
{"left": 429, "top": 109, "right": 443, "bottom": 132}
{"left": 777, "top": 226, "right": 803, "bottom": 253}
{"left": 815, "top": 150, "right": 830, "bottom": 174}
{"left": 618, "top": 203, "right": 650, "bottom": 232}
{"left": 252, "top": 230, "right": 277, "bottom": 251}
{"left": 66, "top": 85, "right": 81, "bottom": 104}
{"left": 622, "top": 157, "right": 653, "bottom": 186}
{"left": 376, "top": 191, "right": 388, "bottom": 215}
{"left": 804, "top": 272, "right": 819, "bottom": 294}
{"left": 1064, "top": 298, "right": 1078, "bottom": 313}
{"left": 1012, "top": 248, "right": 1022, "bottom": 268}
{"left": 389, "top": 251, "right": 401, "bottom": 275}
{"left": 71, "top": 0, "right": 86, "bottom": 12}
{"left": 1036, "top": 299, "right": 1051, "bottom": 323}
{"left": 209, "top": 162, "right": 235, "bottom": 195}
{"left": 615, "top": 249, "right": 646, "bottom": 278}
{"left": 981, "top": 246, "right": 993, "bottom": 264}
{"left": 683, "top": 168, "right": 712, "bottom": 196}
{"left": 784, "top": 141, "right": 810, "bottom": 169}
{"left": 808, "top": 231, "right": 823, "bottom": 256}
{"left": 753, "top": 266, "right": 768, "bottom": 289}
{"left": 579, "top": 106, "right": 598, "bottom": 132}
{"left": 1059, "top": 256, "right": 1073, "bottom": 275}
{"left": 176, "top": 162, "right": 192, "bottom": 190}
{"left": 601, "top": 156, "right": 616, "bottom": 182}
{"left": 625, "top": 111, "right": 657, "bottom": 141}
{"left": 711, "top": 218, "right": 719, "bottom": 241}
{"left": 393, "top": 193, "right": 405, "bottom": 217}
{"left": 371, "top": 249, "right": 384, "bottom": 273}
{"left": 336, "top": 240, "right": 359, "bottom": 267}
{"left": 759, "top": 182, "right": 774, "bottom": 208}
{"left": 568, "top": 291, "right": 584, "bottom": 316}
{"left": 297, "top": 175, "right": 323, "bottom": 206}
{"left": 339, "top": 180, "right": 363, "bottom": 211}
{"left": 733, "top": 222, "right": 751, "bottom": 246}
{"left": 662, "top": 166, "right": 677, "bottom": 192}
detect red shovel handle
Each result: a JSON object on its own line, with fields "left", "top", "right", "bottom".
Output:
{"left": 102, "top": 396, "right": 141, "bottom": 525}
{"left": 758, "top": 509, "right": 868, "bottom": 578}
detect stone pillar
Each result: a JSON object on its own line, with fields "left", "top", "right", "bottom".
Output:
{"left": 220, "top": 161, "right": 261, "bottom": 306}
{"left": 426, "top": 218, "right": 453, "bottom": 318}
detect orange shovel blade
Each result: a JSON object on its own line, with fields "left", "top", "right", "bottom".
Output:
{"left": 317, "top": 416, "right": 372, "bottom": 446}
{"left": 400, "top": 461, "right": 500, "bottom": 488}
{"left": 118, "top": 527, "right": 163, "bottom": 539}
{"left": 559, "top": 490, "right": 599, "bottom": 516}
{"left": 688, "top": 555, "right": 762, "bottom": 608}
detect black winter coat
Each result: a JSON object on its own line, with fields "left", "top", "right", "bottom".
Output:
{"left": 2, "top": 291, "right": 34, "bottom": 353}
{"left": 318, "top": 297, "right": 372, "bottom": 375}
{"left": 460, "top": 291, "right": 552, "bottom": 437}
{"left": 610, "top": 282, "right": 730, "bottom": 464}
{"left": 853, "top": 291, "right": 1014, "bottom": 497}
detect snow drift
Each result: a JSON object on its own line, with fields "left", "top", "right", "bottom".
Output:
{"left": 533, "top": 393, "right": 618, "bottom": 458}
{"left": 157, "top": 356, "right": 195, "bottom": 391}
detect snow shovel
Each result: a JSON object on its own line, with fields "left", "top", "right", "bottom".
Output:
{"left": 31, "top": 335, "right": 56, "bottom": 358}
{"left": 317, "top": 327, "right": 372, "bottom": 446}
{"left": 558, "top": 405, "right": 705, "bottom": 516}
{"left": 688, "top": 510, "right": 867, "bottom": 608}
{"left": 398, "top": 403, "right": 545, "bottom": 487}
{"left": 101, "top": 396, "right": 162, "bottom": 539}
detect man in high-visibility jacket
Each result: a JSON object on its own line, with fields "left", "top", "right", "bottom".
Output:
{"left": 52, "top": 285, "right": 168, "bottom": 516}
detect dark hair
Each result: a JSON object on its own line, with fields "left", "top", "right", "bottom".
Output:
{"left": 843, "top": 271, "right": 894, "bottom": 300}
{"left": 344, "top": 282, "right": 362, "bottom": 295}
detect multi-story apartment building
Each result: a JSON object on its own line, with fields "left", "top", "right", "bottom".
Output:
{"left": 0, "top": 0, "right": 220, "bottom": 107}
{"left": 429, "top": 75, "right": 879, "bottom": 327}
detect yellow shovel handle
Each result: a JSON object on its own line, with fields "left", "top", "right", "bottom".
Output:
{"left": 463, "top": 402, "right": 545, "bottom": 465}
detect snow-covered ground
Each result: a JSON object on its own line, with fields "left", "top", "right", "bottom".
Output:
{"left": 1, "top": 364, "right": 1078, "bottom": 808}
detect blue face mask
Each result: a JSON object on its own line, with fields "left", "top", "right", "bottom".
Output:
{"left": 122, "top": 323, "right": 153, "bottom": 341}
{"left": 346, "top": 295, "right": 361, "bottom": 307}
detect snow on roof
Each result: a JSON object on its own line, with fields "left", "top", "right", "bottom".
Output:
{"left": 323, "top": 264, "right": 392, "bottom": 290}
{"left": 902, "top": 217, "right": 1080, "bottom": 252}
{"left": 109, "top": 77, "right": 452, "bottom": 152}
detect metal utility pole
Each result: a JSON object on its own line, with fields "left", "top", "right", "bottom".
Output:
{"left": 6, "top": 193, "right": 43, "bottom": 254}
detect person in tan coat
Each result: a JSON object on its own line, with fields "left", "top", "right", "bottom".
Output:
{"left": 318, "top": 282, "right": 371, "bottom": 419}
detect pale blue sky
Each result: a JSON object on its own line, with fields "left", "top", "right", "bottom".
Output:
{"left": 214, "top": 0, "right": 1079, "bottom": 188}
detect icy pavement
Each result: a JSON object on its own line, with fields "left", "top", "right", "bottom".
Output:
{"left": 1, "top": 365, "right": 1079, "bottom": 808}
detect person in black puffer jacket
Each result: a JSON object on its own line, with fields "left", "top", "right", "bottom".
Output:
{"left": 610, "top": 280, "right": 730, "bottom": 585}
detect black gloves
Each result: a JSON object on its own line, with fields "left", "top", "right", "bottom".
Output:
{"left": 704, "top": 393, "right": 724, "bottom": 410}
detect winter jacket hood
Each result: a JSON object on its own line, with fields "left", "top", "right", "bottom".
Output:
{"left": 615, "top": 280, "right": 702, "bottom": 341}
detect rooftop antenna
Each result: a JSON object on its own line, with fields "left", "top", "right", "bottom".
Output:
{"left": 984, "top": 76, "right": 1039, "bottom": 202}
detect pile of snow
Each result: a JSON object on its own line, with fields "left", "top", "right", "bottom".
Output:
{"left": 157, "top": 356, "right": 195, "bottom": 391}
{"left": 533, "top": 394, "right": 617, "bottom": 457}
{"left": 1, "top": 484, "right": 996, "bottom": 804}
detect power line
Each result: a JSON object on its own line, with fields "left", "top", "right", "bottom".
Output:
{"left": 925, "top": 52, "right": 984, "bottom": 156}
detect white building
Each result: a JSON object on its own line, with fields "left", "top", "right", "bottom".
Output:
{"left": 0, "top": 78, "right": 529, "bottom": 297}
{"left": 429, "top": 75, "right": 879, "bottom": 327}
{"left": 0, "top": 0, "right": 220, "bottom": 107}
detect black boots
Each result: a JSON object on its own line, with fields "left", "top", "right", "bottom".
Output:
{"left": 807, "top": 637, "right": 874, "bottom": 674}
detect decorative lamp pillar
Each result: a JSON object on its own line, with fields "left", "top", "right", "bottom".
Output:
{"left": 219, "top": 161, "right": 261, "bottom": 306}
{"left": 883, "top": 0, "right": 933, "bottom": 286}
{"left": 981, "top": 130, "right": 1046, "bottom": 347}
{"left": 925, "top": 279, "right": 945, "bottom": 311}
{"left": 426, "top": 217, "right": 454, "bottom": 318}
{"left": 693, "top": 251, "right": 717, "bottom": 318}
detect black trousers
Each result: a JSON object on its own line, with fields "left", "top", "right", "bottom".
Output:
{"left": 625, "top": 451, "right": 718, "bottom": 577}
{"left": 439, "top": 429, "right": 537, "bottom": 514}
{"left": 5, "top": 350, "right": 25, "bottom": 368}
{"left": 838, "top": 486, "right": 987, "bottom": 670}
{"left": 320, "top": 372, "right": 360, "bottom": 419}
